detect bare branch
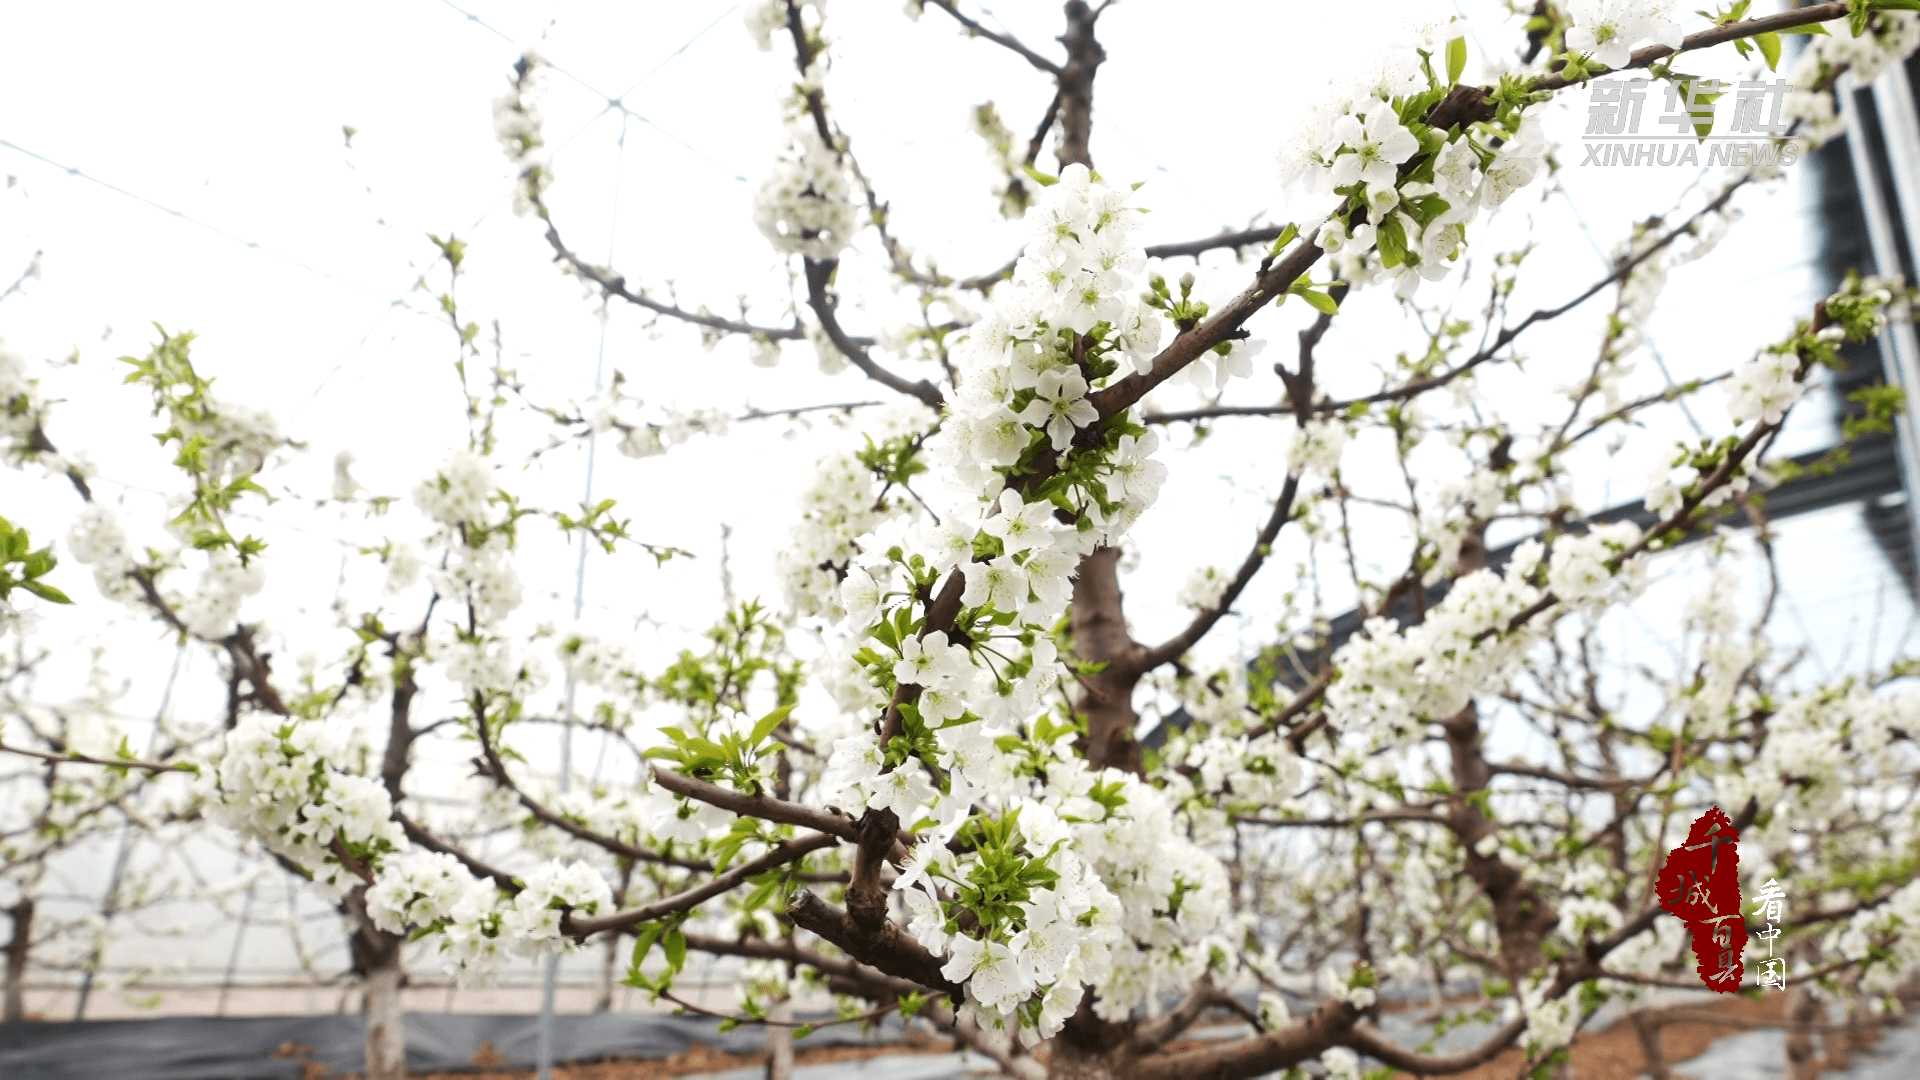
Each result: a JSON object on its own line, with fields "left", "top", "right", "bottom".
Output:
{"left": 1140, "top": 472, "right": 1300, "bottom": 669}
{"left": 0, "top": 741, "right": 190, "bottom": 774}
{"left": 649, "top": 763, "right": 865, "bottom": 845}
{"left": 564, "top": 832, "right": 839, "bottom": 938}
{"left": 802, "top": 257, "right": 945, "bottom": 409}
{"left": 923, "top": 1, "right": 1063, "bottom": 74}
{"left": 1123, "top": 999, "right": 1361, "bottom": 1080}
{"left": 1340, "top": 1013, "right": 1529, "bottom": 1077}
{"left": 395, "top": 810, "right": 521, "bottom": 892}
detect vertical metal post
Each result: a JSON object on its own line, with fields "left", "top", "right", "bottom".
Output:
{"left": 74, "top": 644, "right": 185, "bottom": 1019}
{"left": 1842, "top": 72, "right": 1920, "bottom": 581}
{"left": 215, "top": 878, "right": 259, "bottom": 1016}
{"left": 537, "top": 111, "right": 627, "bottom": 1080}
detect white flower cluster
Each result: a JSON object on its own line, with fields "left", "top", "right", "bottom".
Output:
{"left": 1724, "top": 343, "right": 1809, "bottom": 427}
{"left": 586, "top": 389, "right": 729, "bottom": 460}
{"left": 0, "top": 348, "right": 58, "bottom": 471}
{"left": 212, "top": 714, "right": 617, "bottom": 978}
{"left": 1544, "top": 521, "right": 1644, "bottom": 606}
{"left": 1329, "top": 546, "right": 1541, "bottom": 734}
{"left": 754, "top": 119, "right": 859, "bottom": 260}
{"left": 362, "top": 848, "right": 613, "bottom": 979}
{"left": 1563, "top": 0, "right": 1684, "bottom": 70}
{"left": 1783, "top": 13, "right": 1920, "bottom": 148}
{"left": 1516, "top": 974, "right": 1577, "bottom": 1055}
{"left": 438, "top": 534, "right": 524, "bottom": 630}
{"left": 493, "top": 54, "right": 550, "bottom": 214}
{"left": 777, "top": 450, "right": 888, "bottom": 620}
{"left": 1169, "top": 726, "right": 1304, "bottom": 810}
{"left": 556, "top": 631, "right": 632, "bottom": 691}
{"left": 935, "top": 164, "right": 1163, "bottom": 497}
{"left": 1719, "top": 680, "right": 1914, "bottom": 823}
{"left": 1281, "top": 22, "right": 1547, "bottom": 299}
{"left": 1288, "top": 416, "right": 1351, "bottom": 479}
{"left": 208, "top": 715, "right": 407, "bottom": 899}
{"left": 743, "top": 0, "right": 822, "bottom": 52}
{"left": 176, "top": 549, "right": 267, "bottom": 638}
{"left": 411, "top": 454, "right": 526, "bottom": 632}
{"left": 893, "top": 768, "right": 1230, "bottom": 1041}
{"left": 1176, "top": 564, "right": 1229, "bottom": 612}
{"left": 795, "top": 169, "right": 1248, "bottom": 1039}
{"left": 414, "top": 452, "right": 493, "bottom": 526}
{"left": 178, "top": 392, "right": 282, "bottom": 485}
{"left": 66, "top": 505, "right": 143, "bottom": 605}
{"left": 1320, "top": 1046, "right": 1363, "bottom": 1080}
{"left": 441, "top": 633, "right": 547, "bottom": 700}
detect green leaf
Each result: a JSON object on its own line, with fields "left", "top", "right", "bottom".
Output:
{"left": 749, "top": 704, "right": 795, "bottom": 748}
{"left": 663, "top": 928, "right": 687, "bottom": 973}
{"left": 1756, "top": 31, "right": 1781, "bottom": 70}
{"left": 1268, "top": 222, "right": 1300, "bottom": 257}
{"left": 1022, "top": 166, "right": 1059, "bottom": 187}
{"left": 1776, "top": 22, "right": 1829, "bottom": 34}
{"left": 792, "top": 1024, "right": 816, "bottom": 1040}
{"left": 1295, "top": 288, "right": 1340, "bottom": 316}
{"left": 21, "top": 580, "right": 72, "bottom": 604}
{"left": 1446, "top": 36, "right": 1467, "bottom": 86}
{"left": 1376, "top": 215, "right": 1410, "bottom": 269}
{"left": 631, "top": 923, "right": 665, "bottom": 969}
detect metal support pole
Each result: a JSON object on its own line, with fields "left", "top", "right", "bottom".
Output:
{"left": 1842, "top": 72, "right": 1920, "bottom": 584}
{"left": 74, "top": 644, "right": 185, "bottom": 1019}
{"left": 537, "top": 112, "right": 626, "bottom": 1080}
{"left": 216, "top": 878, "right": 259, "bottom": 1016}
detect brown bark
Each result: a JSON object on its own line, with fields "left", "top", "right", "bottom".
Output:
{"left": 1071, "top": 547, "right": 1146, "bottom": 775}
{"left": 4, "top": 897, "right": 31, "bottom": 1022}
{"left": 1784, "top": 982, "right": 1822, "bottom": 1080}
{"left": 786, "top": 891, "right": 959, "bottom": 999}
{"left": 1443, "top": 703, "right": 1557, "bottom": 981}
{"left": 1121, "top": 1000, "right": 1361, "bottom": 1080}
{"left": 1629, "top": 1007, "right": 1670, "bottom": 1080}
{"left": 1054, "top": 2, "right": 1105, "bottom": 170}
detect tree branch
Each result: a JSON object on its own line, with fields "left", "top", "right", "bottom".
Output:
{"left": 1123, "top": 999, "right": 1360, "bottom": 1080}
{"left": 923, "top": 0, "right": 1063, "bottom": 74}
{"left": 1341, "top": 1013, "right": 1530, "bottom": 1077}
{"left": 564, "top": 832, "right": 839, "bottom": 938}
{"left": 786, "top": 890, "right": 961, "bottom": 1000}
{"left": 801, "top": 257, "right": 945, "bottom": 409}
{"left": 1531, "top": 2, "right": 1851, "bottom": 92}
{"left": 649, "top": 763, "right": 865, "bottom": 845}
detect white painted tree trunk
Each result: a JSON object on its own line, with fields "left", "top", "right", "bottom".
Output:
{"left": 766, "top": 998, "right": 794, "bottom": 1080}
{"left": 363, "top": 954, "right": 407, "bottom": 1080}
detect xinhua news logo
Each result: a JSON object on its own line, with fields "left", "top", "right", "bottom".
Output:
{"left": 1582, "top": 76, "right": 1801, "bottom": 168}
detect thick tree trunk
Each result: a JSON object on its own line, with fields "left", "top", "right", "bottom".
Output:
{"left": 4, "top": 897, "right": 31, "bottom": 1022}
{"left": 1443, "top": 703, "right": 1556, "bottom": 980}
{"left": 1628, "top": 1008, "right": 1670, "bottom": 1080}
{"left": 349, "top": 890, "right": 407, "bottom": 1080}
{"left": 1054, "top": 1, "right": 1105, "bottom": 170}
{"left": 766, "top": 998, "right": 794, "bottom": 1080}
{"left": 363, "top": 950, "right": 406, "bottom": 1080}
{"left": 1784, "top": 982, "right": 1822, "bottom": 1080}
{"left": 1071, "top": 547, "right": 1145, "bottom": 774}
